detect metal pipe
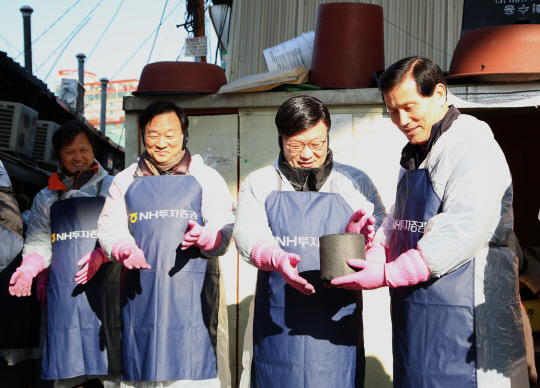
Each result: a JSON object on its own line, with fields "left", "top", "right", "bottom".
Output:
{"left": 100, "top": 77, "right": 109, "bottom": 135}
{"left": 20, "top": 6, "right": 33, "bottom": 74}
{"left": 76, "top": 53, "right": 86, "bottom": 114}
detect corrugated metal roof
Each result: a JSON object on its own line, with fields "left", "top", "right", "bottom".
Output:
{"left": 226, "top": 0, "right": 464, "bottom": 82}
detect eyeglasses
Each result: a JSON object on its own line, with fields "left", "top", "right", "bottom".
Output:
{"left": 285, "top": 139, "right": 327, "bottom": 153}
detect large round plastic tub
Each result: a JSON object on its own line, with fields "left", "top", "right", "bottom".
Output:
{"left": 133, "top": 61, "right": 227, "bottom": 95}
{"left": 310, "top": 3, "right": 385, "bottom": 89}
{"left": 447, "top": 24, "right": 540, "bottom": 83}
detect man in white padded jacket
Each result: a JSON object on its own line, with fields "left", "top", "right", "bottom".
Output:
{"left": 8, "top": 120, "right": 120, "bottom": 388}
{"left": 233, "top": 96, "right": 386, "bottom": 388}
{"left": 97, "top": 101, "right": 235, "bottom": 388}
{"left": 331, "top": 56, "right": 528, "bottom": 388}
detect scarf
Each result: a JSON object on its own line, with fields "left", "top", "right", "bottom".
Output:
{"left": 138, "top": 148, "right": 191, "bottom": 176}
{"left": 400, "top": 105, "right": 461, "bottom": 170}
{"left": 278, "top": 150, "right": 334, "bottom": 192}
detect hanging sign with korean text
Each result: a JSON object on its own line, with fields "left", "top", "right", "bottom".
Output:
{"left": 462, "top": 0, "right": 540, "bottom": 34}
{"left": 185, "top": 36, "right": 208, "bottom": 57}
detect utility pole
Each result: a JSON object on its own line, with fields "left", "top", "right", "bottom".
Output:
{"left": 193, "top": 0, "right": 206, "bottom": 63}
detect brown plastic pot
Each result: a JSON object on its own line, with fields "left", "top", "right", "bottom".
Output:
{"left": 447, "top": 24, "right": 540, "bottom": 83}
{"left": 310, "top": 3, "right": 385, "bottom": 89}
{"left": 133, "top": 61, "right": 227, "bottom": 95}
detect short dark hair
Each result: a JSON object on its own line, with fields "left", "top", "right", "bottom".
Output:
{"left": 139, "top": 101, "right": 189, "bottom": 139}
{"left": 275, "top": 95, "right": 331, "bottom": 137}
{"left": 379, "top": 56, "right": 447, "bottom": 99}
{"left": 52, "top": 119, "right": 95, "bottom": 160}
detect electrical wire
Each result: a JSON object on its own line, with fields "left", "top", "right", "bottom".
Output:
{"left": 206, "top": 16, "right": 211, "bottom": 63}
{"left": 176, "top": 45, "right": 185, "bottom": 61}
{"left": 111, "top": 0, "right": 183, "bottom": 80}
{"left": 13, "top": 0, "right": 82, "bottom": 60}
{"left": 34, "top": 17, "right": 87, "bottom": 75}
{"left": 36, "top": 0, "right": 104, "bottom": 74}
{"left": 147, "top": 0, "right": 169, "bottom": 64}
{"left": 0, "top": 150, "right": 52, "bottom": 177}
{"left": 0, "top": 33, "right": 58, "bottom": 83}
{"left": 384, "top": 19, "right": 452, "bottom": 58}
{"left": 156, "top": 0, "right": 185, "bottom": 60}
{"left": 44, "top": 17, "right": 91, "bottom": 83}
{"left": 213, "top": 4, "right": 229, "bottom": 65}
{"left": 182, "top": 0, "right": 209, "bottom": 34}
{"left": 87, "top": 0, "right": 125, "bottom": 60}
{"left": 0, "top": 33, "right": 17, "bottom": 57}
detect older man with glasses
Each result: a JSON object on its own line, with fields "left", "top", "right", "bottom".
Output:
{"left": 233, "top": 95, "right": 386, "bottom": 388}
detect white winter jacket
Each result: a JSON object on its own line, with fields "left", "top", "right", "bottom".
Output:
{"left": 373, "top": 113, "right": 513, "bottom": 277}
{"left": 97, "top": 154, "right": 235, "bottom": 259}
{"left": 233, "top": 157, "right": 387, "bottom": 264}
{"left": 96, "top": 154, "right": 235, "bottom": 388}
{"left": 22, "top": 161, "right": 112, "bottom": 267}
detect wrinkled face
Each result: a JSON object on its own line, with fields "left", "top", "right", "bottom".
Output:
{"left": 58, "top": 132, "right": 94, "bottom": 176}
{"left": 383, "top": 76, "right": 448, "bottom": 146}
{"left": 282, "top": 120, "right": 328, "bottom": 169}
{"left": 144, "top": 111, "right": 184, "bottom": 164}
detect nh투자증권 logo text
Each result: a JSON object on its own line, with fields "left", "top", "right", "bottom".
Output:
{"left": 130, "top": 209, "right": 198, "bottom": 223}
{"left": 392, "top": 219, "right": 427, "bottom": 233}
{"left": 52, "top": 230, "right": 97, "bottom": 243}
{"left": 275, "top": 236, "right": 320, "bottom": 247}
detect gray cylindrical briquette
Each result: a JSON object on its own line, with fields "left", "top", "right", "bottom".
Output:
{"left": 319, "top": 233, "right": 365, "bottom": 282}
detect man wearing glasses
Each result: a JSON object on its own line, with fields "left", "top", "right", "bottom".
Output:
{"left": 233, "top": 95, "right": 386, "bottom": 388}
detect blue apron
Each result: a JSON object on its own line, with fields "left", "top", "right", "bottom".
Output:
{"left": 252, "top": 190, "right": 364, "bottom": 388}
{"left": 43, "top": 187, "right": 121, "bottom": 380}
{"left": 122, "top": 175, "right": 219, "bottom": 382}
{"left": 388, "top": 169, "right": 476, "bottom": 388}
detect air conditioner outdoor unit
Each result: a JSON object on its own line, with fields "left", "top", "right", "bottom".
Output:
{"left": 33, "top": 120, "right": 60, "bottom": 165}
{"left": 59, "top": 78, "right": 84, "bottom": 110}
{"left": 0, "top": 101, "right": 38, "bottom": 158}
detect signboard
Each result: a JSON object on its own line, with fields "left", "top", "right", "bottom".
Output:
{"left": 462, "top": 0, "right": 540, "bottom": 34}
{"left": 185, "top": 36, "right": 208, "bottom": 57}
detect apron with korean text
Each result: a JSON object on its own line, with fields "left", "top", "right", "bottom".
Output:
{"left": 251, "top": 190, "right": 364, "bottom": 388}
{"left": 123, "top": 175, "right": 219, "bottom": 382}
{"left": 388, "top": 169, "right": 476, "bottom": 388}
{"left": 43, "top": 186, "right": 121, "bottom": 380}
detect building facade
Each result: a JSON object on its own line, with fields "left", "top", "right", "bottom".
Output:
{"left": 84, "top": 79, "right": 139, "bottom": 148}
{"left": 57, "top": 70, "right": 138, "bottom": 148}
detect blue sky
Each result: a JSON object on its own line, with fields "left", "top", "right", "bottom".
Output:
{"left": 0, "top": 0, "right": 220, "bottom": 89}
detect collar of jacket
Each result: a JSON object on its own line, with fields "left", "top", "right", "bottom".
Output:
{"left": 400, "top": 105, "right": 461, "bottom": 170}
{"left": 48, "top": 162, "right": 99, "bottom": 191}
{"left": 277, "top": 149, "right": 333, "bottom": 192}
{"left": 136, "top": 148, "right": 192, "bottom": 176}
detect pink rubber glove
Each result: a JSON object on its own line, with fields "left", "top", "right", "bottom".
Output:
{"left": 345, "top": 209, "right": 376, "bottom": 248}
{"left": 112, "top": 240, "right": 151, "bottom": 270}
{"left": 75, "top": 247, "right": 110, "bottom": 284}
{"left": 251, "top": 241, "right": 315, "bottom": 295}
{"left": 330, "top": 249, "right": 430, "bottom": 290}
{"left": 365, "top": 245, "right": 387, "bottom": 264}
{"left": 36, "top": 268, "right": 49, "bottom": 309}
{"left": 9, "top": 253, "right": 45, "bottom": 297}
{"left": 181, "top": 220, "right": 222, "bottom": 251}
